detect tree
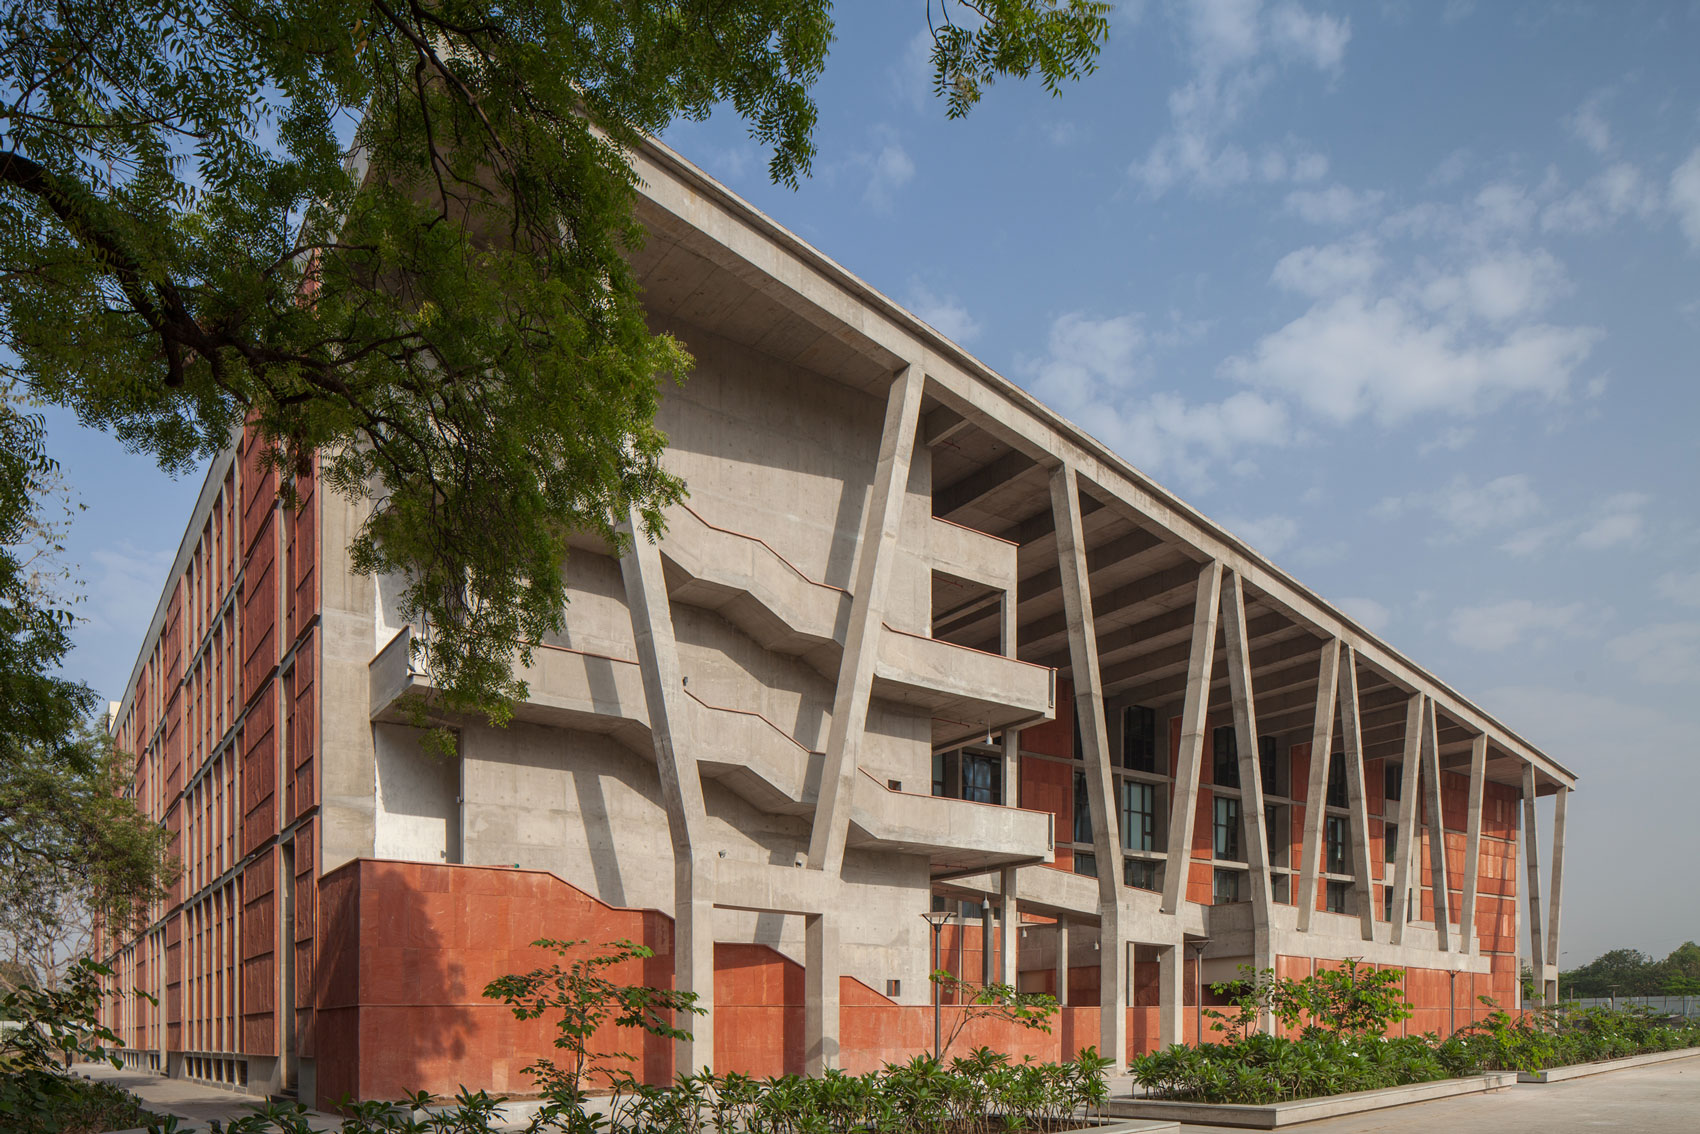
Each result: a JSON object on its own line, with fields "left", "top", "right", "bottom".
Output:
{"left": 0, "top": 1, "right": 1113, "bottom": 739}
{"left": 928, "top": 968, "right": 1058, "bottom": 1059}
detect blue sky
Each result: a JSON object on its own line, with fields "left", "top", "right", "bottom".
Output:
{"left": 46, "top": 1, "right": 1699, "bottom": 965}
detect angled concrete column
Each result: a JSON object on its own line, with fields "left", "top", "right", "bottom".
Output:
{"left": 1050, "top": 463, "right": 1125, "bottom": 1066}
{"left": 1458, "top": 734, "right": 1489, "bottom": 953}
{"left": 804, "top": 913, "right": 839, "bottom": 1073}
{"left": 1420, "top": 698, "right": 1452, "bottom": 951}
{"left": 809, "top": 364, "right": 925, "bottom": 873}
{"left": 1389, "top": 695, "right": 1424, "bottom": 944}
{"left": 1295, "top": 640, "right": 1340, "bottom": 932}
{"left": 1222, "top": 570, "right": 1275, "bottom": 1032}
{"left": 1546, "top": 784, "right": 1567, "bottom": 1003}
{"left": 1158, "top": 942, "right": 1186, "bottom": 1048}
{"left": 1338, "top": 648, "right": 1377, "bottom": 942}
{"left": 621, "top": 511, "right": 714, "bottom": 1071}
{"left": 1054, "top": 918, "right": 1070, "bottom": 1006}
{"left": 1161, "top": 561, "right": 1224, "bottom": 915}
{"left": 1522, "top": 763, "right": 1546, "bottom": 987}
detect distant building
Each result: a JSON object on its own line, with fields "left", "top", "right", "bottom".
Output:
{"left": 97, "top": 140, "right": 1572, "bottom": 1108}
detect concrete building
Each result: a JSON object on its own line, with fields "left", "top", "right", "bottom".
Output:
{"left": 96, "top": 138, "right": 1573, "bottom": 1109}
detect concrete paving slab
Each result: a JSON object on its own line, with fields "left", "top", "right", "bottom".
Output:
{"left": 1171, "top": 1052, "right": 1700, "bottom": 1133}
{"left": 74, "top": 1063, "right": 339, "bottom": 1132}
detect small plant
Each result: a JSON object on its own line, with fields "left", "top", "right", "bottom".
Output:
{"left": 928, "top": 970, "right": 1060, "bottom": 1059}
{"left": 1202, "top": 961, "right": 1412, "bottom": 1042}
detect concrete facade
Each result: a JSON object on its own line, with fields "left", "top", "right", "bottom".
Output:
{"left": 97, "top": 137, "right": 1573, "bottom": 1108}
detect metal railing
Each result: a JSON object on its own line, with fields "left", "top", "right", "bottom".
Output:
{"left": 1566, "top": 995, "right": 1700, "bottom": 1018}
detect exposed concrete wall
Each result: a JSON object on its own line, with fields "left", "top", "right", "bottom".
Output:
{"left": 372, "top": 724, "right": 459, "bottom": 864}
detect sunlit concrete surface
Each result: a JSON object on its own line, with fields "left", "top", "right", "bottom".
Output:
{"left": 1175, "top": 1053, "right": 1700, "bottom": 1132}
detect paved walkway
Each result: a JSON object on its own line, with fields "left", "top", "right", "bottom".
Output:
{"left": 73, "top": 1064, "right": 339, "bottom": 1132}
{"left": 1175, "top": 1053, "right": 1700, "bottom": 1132}
{"left": 78, "top": 1053, "right": 1700, "bottom": 1132}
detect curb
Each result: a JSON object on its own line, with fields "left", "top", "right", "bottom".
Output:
{"left": 1107, "top": 1072, "right": 1520, "bottom": 1129}
{"left": 1518, "top": 1045, "right": 1700, "bottom": 1083}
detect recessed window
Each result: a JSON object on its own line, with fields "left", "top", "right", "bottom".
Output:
{"left": 1265, "top": 805, "right": 1282, "bottom": 854}
{"left": 1124, "top": 705, "right": 1157, "bottom": 772}
{"left": 1384, "top": 822, "right": 1399, "bottom": 864}
{"left": 1072, "top": 707, "right": 1084, "bottom": 762}
{"left": 1124, "top": 857, "right": 1159, "bottom": 891}
{"left": 1385, "top": 761, "right": 1403, "bottom": 801}
{"left": 1121, "top": 780, "right": 1156, "bottom": 852}
{"left": 1073, "top": 851, "right": 1098, "bottom": 878}
{"left": 1214, "top": 796, "right": 1242, "bottom": 862}
{"left": 1326, "top": 816, "right": 1349, "bottom": 875}
{"left": 1326, "top": 880, "right": 1350, "bottom": 913}
{"left": 1327, "top": 749, "right": 1348, "bottom": 808}
{"left": 963, "top": 752, "right": 1002, "bottom": 805}
{"left": 1213, "top": 726, "right": 1240, "bottom": 787}
{"left": 1073, "top": 772, "right": 1093, "bottom": 844}
{"left": 886, "top": 979, "right": 902, "bottom": 997}
{"left": 1259, "top": 735, "right": 1279, "bottom": 795}
{"left": 1213, "top": 868, "right": 1244, "bottom": 904}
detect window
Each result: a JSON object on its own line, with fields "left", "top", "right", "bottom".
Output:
{"left": 1213, "top": 796, "right": 1242, "bottom": 861}
{"left": 1123, "top": 705, "right": 1157, "bottom": 772}
{"left": 1212, "top": 726, "right": 1240, "bottom": 787}
{"left": 1384, "top": 822, "right": 1399, "bottom": 864}
{"left": 1072, "top": 707, "right": 1084, "bottom": 762}
{"left": 1073, "top": 772, "right": 1093, "bottom": 844}
{"left": 1259, "top": 735, "right": 1279, "bottom": 795}
{"left": 1073, "top": 851, "right": 1098, "bottom": 878}
{"left": 963, "top": 753, "right": 1002, "bottom": 805}
{"left": 1265, "top": 805, "right": 1281, "bottom": 854}
{"left": 1213, "top": 869, "right": 1243, "bottom": 904}
{"left": 1326, "top": 749, "right": 1347, "bottom": 807}
{"left": 1124, "top": 858, "right": 1159, "bottom": 891}
{"left": 1385, "top": 761, "right": 1403, "bottom": 801}
{"left": 1325, "top": 816, "right": 1349, "bottom": 875}
{"left": 932, "top": 750, "right": 951, "bottom": 798}
{"left": 1382, "top": 887, "right": 1412, "bottom": 923}
{"left": 1121, "top": 780, "right": 1156, "bottom": 852}
{"left": 1326, "top": 880, "right": 1350, "bottom": 913}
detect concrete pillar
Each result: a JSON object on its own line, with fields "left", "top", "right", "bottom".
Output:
{"left": 1295, "top": 640, "right": 1340, "bottom": 932}
{"left": 1546, "top": 785, "right": 1568, "bottom": 1004}
{"left": 1420, "top": 698, "right": 1452, "bottom": 950}
{"left": 804, "top": 913, "right": 839, "bottom": 1073}
{"left": 1458, "top": 734, "right": 1488, "bottom": 953}
{"left": 1522, "top": 764, "right": 1546, "bottom": 985}
{"left": 1158, "top": 942, "right": 1186, "bottom": 1048}
{"left": 1337, "top": 648, "right": 1376, "bottom": 941}
{"left": 809, "top": 364, "right": 925, "bottom": 873}
{"left": 621, "top": 508, "right": 714, "bottom": 1071}
{"left": 981, "top": 898, "right": 995, "bottom": 987}
{"left": 1055, "top": 919, "right": 1070, "bottom": 1006}
{"left": 1221, "top": 570, "right": 1275, "bottom": 1031}
{"left": 1050, "top": 464, "right": 1125, "bottom": 1066}
{"left": 1389, "top": 696, "right": 1423, "bottom": 944}
{"left": 1161, "top": 562, "right": 1223, "bottom": 915}
{"left": 997, "top": 867, "right": 1018, "bottom": 986}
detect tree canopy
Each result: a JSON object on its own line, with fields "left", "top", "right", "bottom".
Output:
{"left": 1561, "top": 943, "right": 1700, "bottom": 998}
{"left": 0, "top": 0, "right": 1112, "bottom": 734}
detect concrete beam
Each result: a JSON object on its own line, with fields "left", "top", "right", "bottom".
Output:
{"left": 1340, "top": 648, "right": 1377, "bottom": 942}
{"left": 1458, "top": 734, "right": 1488, "bottom": 953}
{"left": 1389, "top": 696, "right": 1423, "bottom": 944}
{"left": 1294, "top": 640, "right": 1339, "bottom": 933}
{"left": 935, "top": 450, "right": 1034, "bottom": 517}
{"left": 808, "top": 364, "right": 925, "bottom": 872}
{"left": 1522, "top": 763, "right": 1546, "bottom": 987}
{"left": 1222, "top": 569, "right": 1275, "bottom": 1031}
{"left": 1050, "top": 463, "right": 1125, "bottom": 1066}
{"left": 1158, "top": 942, "right": 1186, "bottom": 1048}
{"left": 621, "top": 508, "right": 714, "bottom": 1072}
{"left": 1546, "top": 784, "right": 1568, "bottom": 993}
{"left": 1161, "top": 561, "right": 1223, "bottom": 915}
{"left": 804, "top": 913, "right": 839, "bottom": 1073}
{"left": 1420, "top": 697, "right": 1452, "bottom": 951}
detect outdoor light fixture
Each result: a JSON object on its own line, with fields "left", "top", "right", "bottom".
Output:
{"left": 922, "top": 907, "right": 953, "bottom": 1059}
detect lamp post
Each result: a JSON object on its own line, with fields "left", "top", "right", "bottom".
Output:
{"left": 922, "top": 908, "right": 952, "bottom": 1059}
{"left": 1188, "top": 940, "right": 1208, "bottom": 1045}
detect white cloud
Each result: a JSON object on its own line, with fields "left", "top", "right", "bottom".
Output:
{"left": 1416, "top": 248, "right": 1568, "bottom": 325}
{"left": 1223, "top": 513, "right": 1299, "bottom": 555}
{"left": 1447, "top": 598, "right": 1584, "bottom": 652}
{"left": 1271, "top": 238, "right": 1382, "bottom": 297}
{"left": 1575, "top": 491, "right": 1648, "bottom": 550}
{"left": 1222, "top": 292, "right": 1597, "bottom": 425}
{"left": 1378, "top": 473, "right": 1541, "bottom": 538}
{"left": 1655, "top": 570, "right": 1700, "bottom": 609}
{"left": 1335, "top": 596, "right": 1391, "bottom": 632}
{"left": 1285, "top": 184, "right": 1384, "bottom": 226}
{"left": 1605, "top": 622, "right": 1700, "bottom": 685}
{"left": 862, "top": 141, "right": 915, "bottom": 209}
{"left": 1670, "top": 148, "right": 1700, "bottom": 249}
{"left": 906, "top": 281, "right": 982, "bottom": 344}
{"left": 1019, "top": 311, "right": 1290, "bottom": 486}
{"left": 1567, "top": 93, "right": 1612, "bottom": 156}
{"left": 81, "top": 543, "right": 176, "bottom": 638}
{"left": 1542, "top": 163, "right": 1660, "bottom": 234}
{"left": 891, "top": 27, "right": 934, "bottom": 111}
{"left": 1130, "top": 0, "right": 1348, "bottom": 195}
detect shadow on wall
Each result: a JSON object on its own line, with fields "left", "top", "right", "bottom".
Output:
{"left": 312, "top": 859, "right": 677, "bottom": 1110}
